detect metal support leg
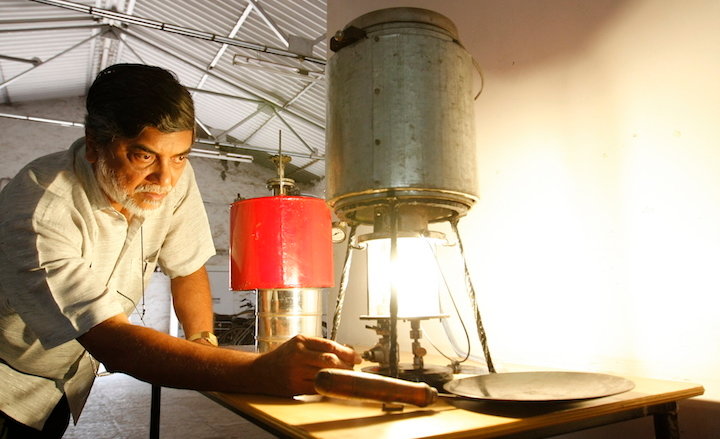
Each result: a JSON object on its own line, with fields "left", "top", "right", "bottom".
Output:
{"left": 653, "top": 401, "right": 680, "bottom": 439}
{"left": 150, "top": 385, "right": 161, "bottom": 439}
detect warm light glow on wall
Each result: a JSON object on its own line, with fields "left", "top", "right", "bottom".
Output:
{"left": 329, "top": 0, "right": 720, "bottom": 404}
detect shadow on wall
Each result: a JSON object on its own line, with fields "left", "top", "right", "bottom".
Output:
{"left": 677, "top": 398, "right": 720, "bottom": 438}
{"left": 328, "top": 0, "right": 634, "bottom": 74}
{"left": 549, "top": 397, "right": 720, "bottom": 438}
{"left": 451, "top": 0, "right": 634, "bottom": 74}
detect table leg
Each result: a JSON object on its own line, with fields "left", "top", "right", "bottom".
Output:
{"left": 150, "top": 385, "right": 161, "bottom": 439}
{"left": 653, "top": 401, "right": 680, "bottom": 439}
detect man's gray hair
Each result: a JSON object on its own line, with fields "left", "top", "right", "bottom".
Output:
{"left": 85, "top": 64, "right": 195, "bottom": 147}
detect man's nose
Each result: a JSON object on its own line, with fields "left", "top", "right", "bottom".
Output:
{"left": 148, "top": 160, "right": 173, "bottom": 187}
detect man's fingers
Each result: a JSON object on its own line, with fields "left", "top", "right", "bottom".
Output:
{"left": 300, "top": 336, "right": 362, "bottom": 365}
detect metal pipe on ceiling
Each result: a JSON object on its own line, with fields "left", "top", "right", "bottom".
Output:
{"left": 29, "top": 0, "right": 326, "bottom": 66}
{"left": 194, "top": 138, "right": 322, "bottom": 160}
{"left": 0, "top": 112, "right": 84, "bottom": 127}
{"left": 0, "top": 24, "right": 106, "bottom": 33}
{"left": 0, "top": 16, "right": 91, "bottom": 25}
{"left": 241, "top": 81, "right": 319, "bottom": 145}
{"left": 0, "top": 112, "right": 321, "bottom": 161}
{"left": 0, "top": 55, "right": 41, "bottom": 65}
{"left": 184, "top": 87, "right": 266, "bottom": 104}
{"left": 189, "top": 148, "right": 253, "bottom": 163}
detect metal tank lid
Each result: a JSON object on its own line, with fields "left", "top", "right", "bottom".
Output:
{"left": 345, "top": 7, "right": 459, "bottom": 40}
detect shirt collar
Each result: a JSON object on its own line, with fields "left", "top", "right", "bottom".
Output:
{"left": 72, "top": 138, "right": 113, "bottom": 213}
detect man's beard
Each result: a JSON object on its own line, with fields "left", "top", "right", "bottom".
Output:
{"left": 95, "top": 155, "right": 171, "bottom": 216}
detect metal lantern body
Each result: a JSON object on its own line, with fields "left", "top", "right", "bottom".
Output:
{"left": 326, "top": 7, "right": 481, "bottom": 385}
{"left": 230, "top": 195, "right": 333, "bottom": 352}
{"left": 326, "top": 7, "right": 478, "bottom": 228}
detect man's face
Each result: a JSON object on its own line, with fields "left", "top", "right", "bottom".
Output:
{"left": 86, "top": 126, "right": 193, "bottom": 217}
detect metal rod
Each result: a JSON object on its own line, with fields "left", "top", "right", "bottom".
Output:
{"left": 278, "top": 130, "right": 285, "bottom": 195}
{"left": 112, "top": 26, "right": 145, "bottom": 63}
{"left": 0, "top": 55, "right": 41, "bottom": 65}
{"left": 330, "top": 224, "right": 358, "bottom": 341}
{"left": 0, "top": 112, "right": 84, "bottom": 127}
{"left": 0, "top": 28, "right": 108, "bottom": 92}
{"left": 193, "top": 138, "right": 321, "bottom": 160}
{"left": 389, "top": 202, "right": 400, "bottom": 378}
{"left": 0, "top": 23, "right": 104, "bottom": 33}
{"left": 248, "top": 0, "right": 289, "bottom": 47}
{"left": 450, "top": 218, "right": 495, "bottom": 373}
{"left": 29, "top": 0, "right": 326, "bottom": 66}
{"left": 0, "top": 16, "right": 91, "bottom": 25}
{"left": 0, "top": 112, "right": 313, "bottom": 161}
{"left": 184, "top": 86, "right": 265, "bottom": 104}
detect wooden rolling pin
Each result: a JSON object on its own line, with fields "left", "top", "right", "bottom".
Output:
{"left": 314, "top": 368, "right": 438, "bottom": 407}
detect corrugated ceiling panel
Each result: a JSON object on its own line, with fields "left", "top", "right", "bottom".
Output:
{"left": 115, "top": 34, "right": 199, "bottom": 83}
{"left": 259, "top": 0, "right": 326, "bottom": 43}
{"left": 132, "top": 0, "right": 243, "bottom": 31}
{"left": 0, "top": 0, "right": 95, "bottom": 22}
{"left": 0, "top": 0, "right": 328, "bottom": 179}
{"left": 0, "top": 28, "right": 97, "bottom": 102}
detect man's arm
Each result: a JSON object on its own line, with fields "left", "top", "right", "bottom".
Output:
{"left": 77, "top": 316, "right": 360, "bottom": 396}
{"left": 169, "top": 266, "right": 215, "bottom": 345}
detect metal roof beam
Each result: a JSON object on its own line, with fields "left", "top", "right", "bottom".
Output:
{"left": 0, "top": 112, "right": 320, "bottom": 161}
{"left": 216, "top": 105, "right": 268, "bottom": 139}
{"left": 194, "top": 138, "right": 321, "bottom": 160}
{"left": 29, "top": 0, "right": 326, "bottom": 66}
{"left": 193, "top": 4, "right": 254, "bottom": 91}
{"left": 122, "top": 29, "right": 324, "bottom": 131}
{"left": 0, "top": 24, "right": 105, "bottom": 33}
{"left": 242, "top": 80, "right": 319, "bottom": 145}
{"left": 0, "top": 112, "right": 84, "bottom": 127}
{"left": 184, "top": 87, "right": 265, "bottom": 104}
{"left": 0, "top": 16, "right": 92, "bottom": 25}
{"left": 0, "top": 55, "right": 41, "bottom": 65}
{"left": 273, "top": 107, "right": 317, "bottom": 155}
{"left": 248, "top": 0, "right": 289, "bottom": 48}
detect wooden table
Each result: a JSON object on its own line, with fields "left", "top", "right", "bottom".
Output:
{"left": 203, "top": 373, "right": 704, "bottom": 439}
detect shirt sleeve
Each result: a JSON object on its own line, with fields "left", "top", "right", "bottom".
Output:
{"left": 0, "top": 171, "right": 124, "bottom": 349}
{"left": 156, "top": 162, "right": 216, "bottom": 279}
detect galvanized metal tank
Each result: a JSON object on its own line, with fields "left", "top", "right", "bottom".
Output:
{"left": 326, "top": 7, "right": 478, "bottom": 227}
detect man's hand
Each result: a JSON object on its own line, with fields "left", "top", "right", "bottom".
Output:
{"left": 249, "top": 335, "right": 361, "bottom": 397}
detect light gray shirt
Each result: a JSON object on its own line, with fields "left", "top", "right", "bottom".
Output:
{"left": 0, "top": 138, "right": 215, "bottom": 429}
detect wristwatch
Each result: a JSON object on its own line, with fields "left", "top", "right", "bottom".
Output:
{"left": 187, "top": 331, "right": 218, "bottom": 347}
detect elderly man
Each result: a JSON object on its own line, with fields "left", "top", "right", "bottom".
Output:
{"left": 0, "top": 64, "right": 358, "bottom": 438}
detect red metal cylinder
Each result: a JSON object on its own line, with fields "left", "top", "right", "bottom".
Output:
{"left": 229, "top": 195, "right": 334, "bottom": 290}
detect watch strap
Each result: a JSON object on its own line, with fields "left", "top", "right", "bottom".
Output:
{"left": 187, "top": 331, "right": 218, "bottom": 347}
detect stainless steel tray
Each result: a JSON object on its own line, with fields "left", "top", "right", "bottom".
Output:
{"left": 444, "top": 371, "right": 635, "bottom": 402}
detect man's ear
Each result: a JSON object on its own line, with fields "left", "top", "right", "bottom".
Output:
{"left": 85, "top": 133, "right": 99, "bottom": 163}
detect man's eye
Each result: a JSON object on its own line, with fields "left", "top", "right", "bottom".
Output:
{"left": 173, "top": 155, "right": 187, "bottom": 164}
{"left": 133, "top": 153, "right": 154, "bottom": 162}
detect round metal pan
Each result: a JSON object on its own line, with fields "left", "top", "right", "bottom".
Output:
{"left": 444, "top": 371, "right": 635, "bottom": 402}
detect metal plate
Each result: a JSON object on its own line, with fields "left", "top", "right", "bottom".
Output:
{"left": 444, "top": 371, "right": 635, "bottom": 402}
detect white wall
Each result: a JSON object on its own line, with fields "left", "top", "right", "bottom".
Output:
{"left": 328, "top": 1, "right": 720, "bottom": 437}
